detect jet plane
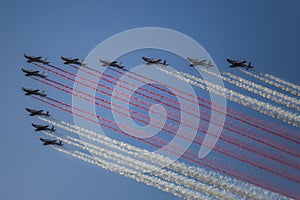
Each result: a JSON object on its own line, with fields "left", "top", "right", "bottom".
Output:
{"left": 186, "top": 58, "right": 206, "bottom": 67}
{"left": 61, "top": 56, "right": 86, "bottom": 66}
{"left": 22, "top": 87, "right": 47, "bottom": 97}
{"left": 40, "top": 138, "right": 63, "bottom": 146}
{"left": 142, "top": 56, "right": 168, "bottom": 66}
{"left": 32, "top": 123, "right": 56, "bottom": 132}
{"left": 226, "top": 58, "right": 254, "bottom": 70}
{"left": 25, "top": 108, "right": 50, "bottom": 117}
{"left": 21, "top": 68, "right": 47, "bottom": 78}
{"left": 99, "top": 58, "right": 125, "bottom": 69}
{"left": 24, "top": 53, "right": 50, "bottom": 65}
{"left": 186, "top": 58, "right": 214, "bottom": 68}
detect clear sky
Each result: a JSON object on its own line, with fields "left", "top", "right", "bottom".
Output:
{"left": 0, "top": 0, "right": 299, "bottom": 199}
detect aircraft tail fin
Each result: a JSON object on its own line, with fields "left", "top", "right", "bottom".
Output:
{"left": 247, "top": 62, "right": 252, "bottom": 70}
{"left": 99, "top": 58, "right": 107, "bottom": 66}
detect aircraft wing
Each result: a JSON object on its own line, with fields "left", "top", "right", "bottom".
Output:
{"left": 186, "top": 57, "right": 196, "bottom": 62}
{"left": 99, "top": 59, "right": 110, "bottom": 66}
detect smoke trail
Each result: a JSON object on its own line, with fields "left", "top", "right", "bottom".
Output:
{"left": 198, "top": 67, "right": 300, "bottom": 111}
{"left": 39, "top": 117, "right": 289, "bottom": 200}
{"left": 51, "top": 146, "right": 209, "bottom": 200}
{"left": 29, "top": 65, "right": 296, "bottom": 195}
{"left": 35, "top": 76, "right": 300, "bottom": 176}
{"left": 36, "top": 62, "right": 300, "bottom": 144}
{"left": 33, "top": 80, "right": 300, "bottom": 185}
{"left": 240, "top": 69, "right": 300, "bottom": 97}
{"left": 263, "top": 71, "right": 300, "bottom": 92}
{"left": 32, "top": 68, "right": 300, "bottom": 161}
{"left": 76, "top": 63, "right": 300, "bottom": 144}
{"left": 43, "top": 130, "right": 242, "bottom": 200}
{"left": 156, "top": 67, "right": 300, "bottom": 127}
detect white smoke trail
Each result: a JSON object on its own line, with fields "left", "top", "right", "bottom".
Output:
{"left": 43, "top": 130, "right": 234, "bottom": 199}
{"left": 240, "top": 69, "right": 300, "bottom": 97}
{"left": 38, "top": 117, "right": 289, "bottom": 200}
{"left": 264, "top": 72, "right": 300, "bottom": 92}
{"left": 197, "top": 67, "right": 300, "bottom": 111}
{"left": 51, "top": 146, "right": 209, "bottom": 200}
{"left": 156, "top": 67, "right": 300, "bottom": 127}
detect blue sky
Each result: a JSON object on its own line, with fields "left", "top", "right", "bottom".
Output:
{"left": 0, "top": 0, "right": 299, "bottom": 199}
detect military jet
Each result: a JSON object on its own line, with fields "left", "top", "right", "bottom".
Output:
{"left": 21, "top": 68, "right": 47, "bottom": 78}
{"left": 99, "top": 58, "right": 125, "bottom": 69}
{"left": 186, "top": 58, "right": 214, "bottom": 68}
{"left": 24, "top": 53, "right": 50, "bottom": 65}
{"left": 25, "top": 108, "right": 50, "bottom": 117}
{"left": 226, "top": 58, "right": 254, "bottom": 70}
{"left": 61, "top": 55, "right": 86, "bottom": 66}
{"left": 142, "top": 56, "right": 168, "bottom": 66}
{"left": 22, "top": 87, "right": 47, "bottom": 97}
{"left": 40, "top": 138, "right": 63, "bottom": 146}
{"left": 32, "top": 123, "right": 56, "bottom": 132}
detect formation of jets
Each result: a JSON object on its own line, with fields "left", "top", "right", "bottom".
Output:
{"left": 24, "top": 53, "right": 50, "bottom": 65}
{"left": 61, "top": 55, "right": 86, "bottom": 66}
{"left": 22, "top": 54, "right": 63, "bottom": 147}
{"left": 99, "top": 58, "right": 125, "bottom": 69}
{"left": 23, "top": 53, "right": 255, "bottom": 71}
{"left": 186, "top": 57, "right": 254, "bottom": 70}
{"left": 226, "top": 58, "right": 254, "bottom": 70}
{"left": 22, "top": 53, "right": 255, "bottom": 148}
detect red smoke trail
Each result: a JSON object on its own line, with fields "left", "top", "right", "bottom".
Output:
{"left": 31, "top": 69, "right": 300, "bottom": 170}
{"left": 39, "top": 63, "right": 300, "bottom": 145}
{"left": 31, "top": 95, "right": 295, "bottom": 198}
{"left": 35, "top": 63, "right": 300, "bottom": 158}
{"left": 71, "top": 63, "right": 300, "bottom": 146}
{"left": 32, "top": 76, "right": 300, "bottom": 184}
{"left": 110, "top": 67, "right": 300, "bottom": 143}
{"left": 46, "top": 73, "right": 300, "bottom": 170}
{"left": 39, "top": 75, "right": 300, "bottom": 170}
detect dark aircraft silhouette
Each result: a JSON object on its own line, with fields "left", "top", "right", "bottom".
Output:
{"left": 99, "top": 58, "right": 125, "bottom": 69}
{"left": 142, "top": 56, "right": 168, "bottom": 66}
{"left": 32, "top": 123, "right": 56, "bottom": 132}
{"left": 61, "top": 56, "right": 86, "bottom": 66}
{"left": 21, "top": 68, "right": 47, "bottom": 78}
{"left": 25, "top": 108, "right": 50, "bottom": 117}
{"left": 24, "top": 53, "right": 50, "bottom": 65}
{"left": 226, "top": 58, "right": 254, "bottom": 70}
{"left": 40, "top": 138, "right": 63, "bottom": 146}
{"left": 22, "top": 87, "right": 47, "bottom": 97}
